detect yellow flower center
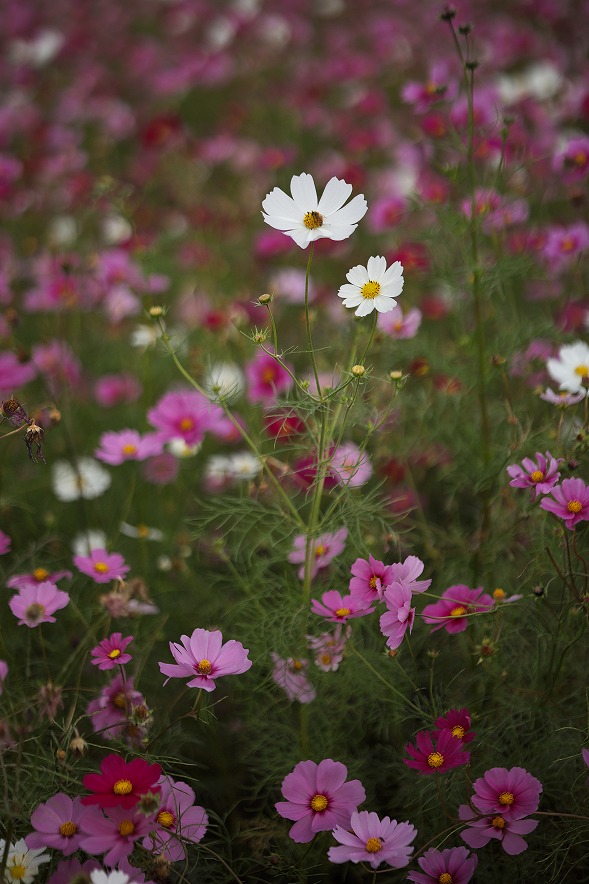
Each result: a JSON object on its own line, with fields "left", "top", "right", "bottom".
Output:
{"left": 263, "top": 367, "right": 276, "bottom": 383}
{"left": 113, "top": 691, "right": 127, "bottom": 708}
{"left": 118, "top": 819, "right": 135, "bottom": 836}
{"left": 25, "top": 603, "right": 45, "bottom": 621}
{"left": 8, "top": 865, "right": 26, "bottom": 881}
{"left": 303, "top": 210, "right": 323, "bottom": 230}
{"left": 492, "top": 815, "right": 506, "bottom": 829}
{"left": 179, "top": 417, "right": 194, "bottom": 431}
{"left": 530, "top": 470, "right": 544, "bottom": 483}
{"left": 335, "top": 607, "right": 351, "bottom": 617}
{"left": 575, "top": 151, "right": 587, "bottom": 166}
{"left": 291, "top": 659, "right": 303, "bottom": 671}
{"left": 439, "top": 874, "right": 453, "bottom": 884}
{"left": 427, "top": 751, "right": 444, "bottom": 768}
{"left": 493, "top": 588, "right": 506, "bottom": 601}
{"left": 157, "top": 810, "right": 175, "bottom": 828}
{"left": 499, "top": 791, "right": 515, "bottom": 806}
{"left": 361, "top": 280, "right": 381, "bottom": 300}
{"left": 59, "top": 821, "right": 77, "bottom": 837}
{"left": 365, "top": 836, "right": 382, "bottom": 853}
{"left": 321, "top": 653, "right": 332, "bottom": 665}
{"left": 94, "top": 561, "right": 109, "bottom": 573}
{"left": 561, "top": 236, "right": 575, "bottom": 252}
{"left": 450, "top": 606, "right": 467, "bottom": 617}
{"left": 108, "top": 648, "right": 122, "bottom": 659}
{"left": 451, "top": 725, "right": 465, "bottom": 739}
{"left": 310, "top": 793, "right": 328, "bottom": 812}
{"left": 574, "top": 364, "right": 589, "bottom": 377}
{"left": 113, "top": 778, "right": 133, "bottom": 795}
{"left": 33, "top": 567, "right": 49, "bottom": 581}
{"left": 369, "top": 576, "right": 378, "bottom": 589}
{"left": 137, "top": 524, "right": 150, "bottom": 538}
{"left": 122, "top": 444, "right": 138, "bottom": 456}
{"left": 196, "top": 659, "right": 212, "bottom": 675}
{"left": 567, "top": 499, "right": 583, "bottom": 513}
{"left": 314, "top": 544, "right": 327, "bottom": 557}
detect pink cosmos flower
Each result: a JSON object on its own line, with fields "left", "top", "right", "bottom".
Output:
{"left": 311, "top": 589, "right": 373, "bottom": 623}
{"left": 78, "top": 805, "right": 156, "bottom": 867}
{"left": 91, "top": 634, "right": 134, "bottom": 670}
{"left": 307, "top": 625, "right": 351, "bottom": 672}
{"left": 421, "top": 585, "right": 494, "bottom": 634}
{"left": 147, "top": 388, "right": 230, "bottom": 446}
{"left": 26, "top": 794, "right": 102, "bottom": 856}
{"left": 95, "top": 430, "right": 163, "bottom": 465}
{"left": 46, "top": 858, "right": 102, "bottom": 884}
{"left": 159, "top": 628, "right": 252, "bottom": 691}
{"left": 6, "top": 567, "right": 71, "bottom": 590}
{"left": 141, "top": 775, "right": 208, "bottom": 861}
{"left": 244, "top": 349, "right": 294, "bottom": 406}
{"left": 401, "top": 62, "right": 458, "bottom": 112}
{"left": 9, "top": 582, "right": 70, "bottom": 627}
{"left": 379, "top": 583, "right": 415, "bottom": 650}
{"left": 458, "top": 805, "right": 538, "bottom": 855}
{"left": 554, "top": 136, "right": 589, "bottom": 182}
{"left": 270, "top": 653, "right": 316, "bottom": 703}
{"left": 387, "top": 555, "right": 431, "bottom": 594}
{"left": 404, "top": 729, "right": 470, "bottom": 774}
{"left": 95, "top": 373, "right": 142, "bottom": 408}
{"left": 542, "top": 222, "right": 589, "bottom": 270}
{"left": 276, "top": 759, "right": 366, "bottom": 843}
{"left": 407, "top": 846, "right": 478, "bottom": 883}
{"left": 74, "top": 549, "right": 131, "bottom": 584}
{"left": 328, "top": 443, "right": 373, "bottom": 487}
{"left": 378, "top": 304, "right": 422, "bottom": 338}
{"left": 540, "top": 388, "right": 585, "bottom": 406}
{"left": 81, "top": 754, "right": 162, "bottom": 809}
{"left": 0, "top": 351, "right": 37, "bottom": 395}
{"left": 329, "top": 810, "right": 416, "bottom": 870}
{"left": 0, "top": 530, "right": 11, "bottom": 555}
{"left": 86, "top": 673, "right": 146, "bottom": 742}
{"left": 0, "top": 660, "right": 7, "bottom": 694}
{"left": 31, "top": 339, "right": 81, "bottom": 397}
{"left": 432, "top": 708, "right": 475, "bottom": 744}
{"left": 469, "top": 767, "right": 542, "bottom": 820}
{"left": 506, "top": 451, "right": 563, "bottom": 499}
{"left": 288, "top": 528, "right": 348, "bottom": 580}
{"left": 349, "top": 555, "right": 395, "bottom": 604}
{"left": 540, "top": 477, "right": 589, "bottom": 528}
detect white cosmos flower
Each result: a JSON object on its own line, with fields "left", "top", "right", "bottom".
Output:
{"left": 262, "top": 172, "right": 367, "bottom": 249}
{"left": 1, "top": 839, "right": 50, "bottom": 883}
{"left": 52, "top": 457, "right": 111, "bottom": 501}
{"left": 338, "top": 256, "right": 404, "bottom": 317}
{"left": 90, "top": 871, "right": 135, "bottom": 884}
{"left": 204, "top": 361, "right": 245, "bottom": 402}
{"left": 546, "top": 341, "right": 589, "bottom": 394}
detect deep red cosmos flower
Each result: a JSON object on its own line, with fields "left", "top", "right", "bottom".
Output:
{"left": 81, "top": 753, "right": 162, "bottom": 809}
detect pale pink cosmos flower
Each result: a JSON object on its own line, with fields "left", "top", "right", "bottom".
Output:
{"left": 9, "top": 582, "right": 70, "bottom": 627}
{"left": 78, "top": 805, "right": 155, "bottom": 867}
{"left": 422, "top": 585, "right": 494, "bottom": 634}
{"left": 458, "top": 805, "right": 538, "bottom": 855}
{"left": 329, "top": 810, "right": 416, "bottom": 870}
{"left": 74, "top": 549, "right": 130, "bottom": 584}
{"left": 288, "top": 528, "right": 348, "bottom": 580}
{"left": 159, "top": 628, "right": 252, "bottom": 691}
{"left": 270, "top": 653, "right": 316, "bottom": 703}
{"left": 311, "top": 589, "right": 373, "bottom": 623}
{"left": 86, "top": 673, "right": 146, "bottom": 742}
{"left": 46, "top": 858, "right": 102, "bottom": 883}
{"left": 387, "top": 555, "right": 431, "bottom": 594}
{"left": 407, "top": 846, "right": 478, "bottom": 884}
{"left": 95, "top": 430, "right": 163, "bottom": 465}
{"left": 540, "top": 388, "right": 585, "bottom": 406}
{"left": 379, "top": 583, "right": 415, "bottom": 650}
{"left": 349, "top": 555, "right": 395, "bottom": 604}
{"left": 244, "top": 349, "right": 294, "bottom": 406}
{"left": 328, "top": 443, "right": 373, "bottom": 487}
{"left": 553, "top": 136, "right": 589, "bottom": 182}
{"left": 506, "top": 451, "right": 563, "bottom": 499}
{"left": 540, "top": 477, "right": 589, "bottom": 528}
{"left": 141, "top": 775, "right": 208, "bottom": 861}
{"left": 378, "top": 304, "right": 422, "bottom": 338}
{"left": 26, "top": 794, "right": 102, "bottom": 856}
{"left": 307, "top": 625, "right": 351, "bottom": 672}
{"left": 542, "top": 222, "right": 589, "bottom": 270}
{"left": 469, "top": 767, "right": 542, "bottom": 821}
{"left": 7, "top": 566, "right": 71, "bottom": 590}
{"left": 0, "top": 351, "right": 37, "bottom": 395}
{"left": 276, "top": 758, "right": 366, "bottom": 843}
{"left": 95, "top": 373, "right": 142, "bottom": 408}
{"left": 0, "top": 530, "right": 11, "bottom": 555}
{"left": 90, "top": 634, "right": 134, "bottom": 670}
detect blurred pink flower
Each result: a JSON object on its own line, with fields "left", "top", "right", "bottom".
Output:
{"left": 0, "top": 660, "right": 7, "bottom": 694}
{"left": 141, "top": 776, "right": 208, "bottom": 861}
{"left": 307, "top": 625, "right": 351, "bottom": 672}
{"left": 147, "top": 389, "right": 231, "bottom": 446}
{"left": 288, "top": 528, "right": 348, "bottom": 580}
{"left": 542, "top": 223, "right": 589, "bottom": 270}
{"left": 7, "top": 567, "right": 71, "bottom": 590}
{"left": 159, "top": 628, "right": 252, "bottom": 691}
{"left": 329, "top": 810, "right": 416, "bottom": 870}
{"left": 94, "top": 374, "right": 142, "bottom": 408}
{"left": 9, "top": 582, "right": 70, "bottom": 627}
{"left": 245, "top": 349, "right": 294, "bottom": 406}
{"left": 329, "top": 443, "right": 373, "bottom": 487}
{"left": 86, "top": 673, "right": 146, "bottom": 741}
{"left": 0, "top": 351, "right": 37, "bottom": 395}
{"left": 0, "top": 530, "right": 11, "bottom": 555}
{"left": 270, "top": 653, "right": 316, "bottom": 703}
{"left": 95, "top": 430, "right": 163, "bottom": 465}
{"left": 378, "top": 305, "right": 422, "bottom": 338}
{"left": 74, "top": 549, "right": 130, "bottom": 584}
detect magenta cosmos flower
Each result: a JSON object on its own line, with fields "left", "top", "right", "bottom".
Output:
{"left": 421, "top": 585, "right": 494, "bottom": 634}
{"left": 329, "top": 810, "right": 416, "bottom": 870}
{"left": 288, "top": 527, "right": 348, "bottom": 580}
{"left": 404, "top": 729, "right": 470, "bottom": 775}
{"left": 86, "top": 673, "right": 146, "bottom": 742}
{"left": 94, "top": 429, "right": 162, "bottom": 465}
{"left": 432, "top": 708, "right": 475, "bottom": 744}
{"left": 141, "top": 775, "right": 208, "bottom": 862}
{"left": 270, "top": 653, "right": 316, "bottom": 703}
{"left": 387, "top": 555, "right": 431, "bottom": 594}
{"left": 458, "top": 805, "right": 538, "bottom": 855}
{"left": 507, "top": 451, "right": 562, "bottom": 499}
{"left": 26, "top": 794, "right": 101, "bottom": 856}
{"left": 540, "top": 477, "right": 589, "bottom": 528}
{"left": 311, "top": 589, "right": 373, "bottom": 623}
{"left": 78, "top": 805, "right": 155, "bottom": 867}
{"left": 147, "top": 388, "right": 230, "bottom": 446}
{"left": 9, "top": 581, "right": 70, "bottom": 627}
{"left": 379, "top": 583, "right": 415, "bottom": 650}
{"left": 90, "top": 634, "right": 134, "bottom": 670}
{"left": 7, "top": 566, "right": 71, "bottom": 590}
{"left": 407, "top": 846, "right": 478, "bottom": 884}
{"left": 74, "top": 549, "right": 130, "bottom": 584}
{"left": 276, "top": 759, "right": 366, "bottom": 843}
{"left": 349, "top": 555, "right": 395, "bottom": 604}
{"left": 245, "top": 349, "right": 294, "bottom": 406}
{"left": 81, "top": 754, "right": 162, "bottom": 809}
{"left": 469, "top": 767, "right": 542, "bottom": 820}
{"left": 159, "top": 628, "right": 252, "bottom": 691}
{"left": 0, "top": 530, "right": 11, "bottom": 554}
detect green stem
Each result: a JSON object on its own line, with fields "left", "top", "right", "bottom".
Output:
{"left": 348, "top": 642, "right": 428, "bottom": 718}
{"left": 304, "top": 243, "right": 322, "bottom": 396}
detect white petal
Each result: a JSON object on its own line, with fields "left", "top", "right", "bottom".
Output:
{"left": 317, "top": 177, "right": 353, "bottom": 215}
{"left": 366, "top": 256, "right": 386, "bottom": 279}
{"left": 289, "top": 226, "right": 313, "bottom": 249}
{"left": 381, "top": 261, "right": 403, "bottom": 284}
{"left": 355, "top": 300, "right": 375, "bottom": 317}
{"left": 338, "top": 283, "right": 360, "bottom": 298}
{"left": 262, "top": 213, "right": 300, "bottom": 231}
{"left": 319, "top": 223, "right": 358, "bottom": 241}
{"left": 374, "top": 296, "right": 397, "bottom": 313}
{"left": 380, "top": 278, "right": 404, "bottom": 299}
{"left": 346, "top": 265, "right": 369, "bottom": 286}
{"left": 328, "top": 194, "right": 368, "bottom": 226}
{"left": 290, "top": 173, "right": 318, "bottom": 212}
{"left": 342, "top": 296, "right": 364, "bottom": 308}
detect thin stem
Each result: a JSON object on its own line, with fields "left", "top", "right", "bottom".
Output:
{"left": 304, "top": 243, "right": 322, "bottom": 396}
{"left": 348, "top": 642, "right": 428, "bottom": 718}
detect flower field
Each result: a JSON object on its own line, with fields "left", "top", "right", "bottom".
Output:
{"left": 1, "top": 0, "right": 589, "bottom": 881}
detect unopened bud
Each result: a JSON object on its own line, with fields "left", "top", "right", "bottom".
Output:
{"left": 351, "top": 364, "right": 365, "bottom": 377}
{"left": 389, "top": 370, "right": 403, "bottom": 381}
{"left": 258, "top": 293, "right": 272, "bottom": 305}
{"left": 70, "top": 734, "right": 88, "bottom": 756}
{"left": 56, "top": 749, "right": 67, "bottom": 763}
{"left": 148, "top": 306, "right": 165, "bottom": 318}
{"left": 252, "top": 328, "right": 269, "bottom": 344}
{"left": 440, "top": 6, "right": 456, "bottom": 21}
